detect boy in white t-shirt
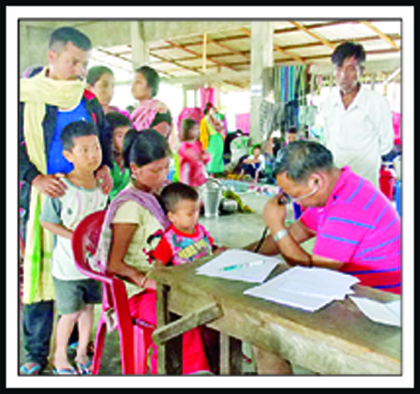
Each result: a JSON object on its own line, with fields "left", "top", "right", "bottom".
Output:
{"left": 239, "top": 143, "right": 266, "bottom": 182}
{"left": 40, "top": 120, "right": 108, "bottom": 375}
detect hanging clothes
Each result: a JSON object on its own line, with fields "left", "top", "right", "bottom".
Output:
{"left": 274, "top": 64, "right": 310, "bottom": 131}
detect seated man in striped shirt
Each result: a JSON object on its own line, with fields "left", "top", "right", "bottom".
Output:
{"left": 252, "top": 140, "right": 401, "bottom": 374}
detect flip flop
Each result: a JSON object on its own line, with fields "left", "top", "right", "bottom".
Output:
{"left": 75, "top": 359, "right": 92, "bottom": 375}
{"left": 51, "top": 365, "right": 79, "bottom": 375}
{"left": 20, "top": 362, "right": 42, "bottom": 375}
{"left": 68, "top": 341, "right": 94, "bottom": 356}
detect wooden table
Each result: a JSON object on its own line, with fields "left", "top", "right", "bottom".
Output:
{"left": 150, "top": 257, "right": 401, "bottom": 375}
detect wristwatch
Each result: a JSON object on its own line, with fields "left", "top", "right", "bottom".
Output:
{"left": 273, "top": 228, "right": 288, "bottom": 242}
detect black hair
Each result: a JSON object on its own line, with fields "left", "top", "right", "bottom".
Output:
{"left": 105, "top": 111, "right": 132, "bottom": 132}
{"left": 203, "top": 102, "right": 215, "bottom": 116}
{"left": 273, "top": 140, "right": 335, "bottom": 183}
{"left": 180, "top": 118, "right": 197, "bottom": 141}
{"left": 86, "top": 65, "right": 114, "bottom": 86}
{"left": 160, "top": 182, "right": 199, "bottom": 213}
{"left": 49, "top": 26, "right": 92, "bottom": 52}
{"left": 287, "top": 127, "right": 298, "bottom": 134}
{"left": 149, "top": 110, "right": 172, "bottom": 129}
{"left": 122, "top": 128, "right": 171, "bottom": 169}
{"left": 134, "top": 65, "right": 160, "bottom": 98}
{"left": 331, "top": 41, "right": 366, "bottom": 68}
{"left": 60, "top": 120, "right": 98, "bottom": 151}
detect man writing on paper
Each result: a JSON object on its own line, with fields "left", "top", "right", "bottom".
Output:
{"left": 250, "top": 140, "right": 401, "bottom": 374}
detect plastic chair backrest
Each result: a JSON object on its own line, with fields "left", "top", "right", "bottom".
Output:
{"left": 72, "top": 209, "right": 110, "bottom": 283}
{"left": 72, "top": 209, "right": 153, "bottom": 374}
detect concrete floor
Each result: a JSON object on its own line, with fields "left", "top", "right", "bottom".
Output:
{"left": 20, "top": 187, "right": 315, "bottom": 376}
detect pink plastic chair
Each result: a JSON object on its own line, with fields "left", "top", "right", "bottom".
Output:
{"left": 72, "top": 210, "right": 154, "bottom": 375}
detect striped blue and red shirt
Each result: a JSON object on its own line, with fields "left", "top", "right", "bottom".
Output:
{"left": 300, "top": 166, "right": 401, "bottom": 294}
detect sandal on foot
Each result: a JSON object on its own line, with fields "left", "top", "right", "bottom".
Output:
{"left": 51, "top": 365, "right": 79, "bottom": 375}
{"left": 75, "top": 359, "right": 92, "bottom": 375}
{"left": 68, "top": 341, "right": 94, "bottom": 356}
{"left": 86, "top": 340, "right": 94, "bottom": 356}
{"left": 20, "top": 362, "right": 42, "bottom": 375}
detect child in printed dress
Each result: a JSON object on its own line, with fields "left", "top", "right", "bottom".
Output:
{"left": 152, "top": 181, "right": 214, "bottom": 266}
{"left": 40, "top": 120, "right": 108, "bottom": 374}
{"left": 151, "top": 181, "right": 222, "bottom": 373}
{"left": 178, "top": 118, "right": 211, "bottom": 188}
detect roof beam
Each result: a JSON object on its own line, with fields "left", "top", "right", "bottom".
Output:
{"left": 288, "top": 21, "right": 336, "bottom": 50}
{"left": 151, "top": 46, "right": 246, "bottom": 89}
{"left": 359, "top": 21, "right": 400, "bottom": 51}
{"left": 149, "top": 32, "right": 400, "bottom": 59}
{"left": 163, "top": 69, "right": 250, "bottom": 90}
{"left": 207, "top": 37, "right": 250, "bottom": 60}
{"left": 239, "top": 27, "right": 304, "bottom": 63}
{"left": 150, "top": 52, "right": 202, "bottom": 75}
{"left": 165, "top": 39, "right": 238, "bottom": 72}
{"left": 273, "top": 20, "right": 344, "bottom": 35}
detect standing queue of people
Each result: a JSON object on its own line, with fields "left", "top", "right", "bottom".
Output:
{"left": 19, "top": 25, "right": 400, "bottom": 376}
{"left": 18, "top": 25, "right": 225, "bottom": 376}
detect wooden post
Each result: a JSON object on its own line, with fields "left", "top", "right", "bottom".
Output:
{"left": 220, "top": 334, "right": 242, "bottom": 375}
{"left": 156, "top": 284, "right": 182, "bottom": 374}
{"left": 202, "top": 33, "right": 207, "bottom": 73}
{"left": 371, "top": 72, "right": 376, "bottom": 91}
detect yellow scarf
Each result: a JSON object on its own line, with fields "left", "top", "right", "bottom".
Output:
{"left": 20, "top": 67, "right": 85, "bottom": 303}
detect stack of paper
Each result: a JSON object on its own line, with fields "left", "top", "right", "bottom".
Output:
{"left": 350, "top": 296, "right": 401, "bottom": 327}
{"left": 196, "top": 249, "right": 282, "bottom": 283}
{"left": 244, "top": 266, "right": 360, "bottom": 312}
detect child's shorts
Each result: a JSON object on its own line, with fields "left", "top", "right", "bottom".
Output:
{"left": 53, "top": 277, "right": 102, "bottom": 315}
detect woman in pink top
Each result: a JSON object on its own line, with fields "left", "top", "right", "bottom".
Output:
{"left": 178, "top": 118, "right": 211, "bottom": 187}
{"left": 130, "top": 65, "right": 172, "bottom": 138}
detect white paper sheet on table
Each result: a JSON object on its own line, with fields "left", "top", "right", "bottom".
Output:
{"left": 350, "top": 296, "right": 401, "bottom": 327}
{"left": 244, "top": 266, "right": 360, "bottom": 312}
{"left": 196, "top": 249, "right": 282, "bottom": 283}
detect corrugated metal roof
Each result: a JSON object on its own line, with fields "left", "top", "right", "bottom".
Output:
{"left": 147, "top": 20, "right": 400, "bottom": 89}
{"left": 53, "top": 19, "right": 401, "bottom": 91}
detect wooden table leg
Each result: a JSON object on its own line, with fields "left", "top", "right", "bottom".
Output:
{"left": 154, "top": 299, "right": 223, "bottom": 375}
{"left": 220, "top": 333, "right": 242, "bottom": 375}
{"left": 156, "top": 283, "right": 182, "bottom": 374}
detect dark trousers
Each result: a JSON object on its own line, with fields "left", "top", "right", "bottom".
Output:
{"left": 22, "top": 301, "right": 54, "bottom": 368}
{"left": 20, "top": 182, "right": 78, "bottom": 368}
{"left": 242, "top": 163, "right": 257, "bottom": 178}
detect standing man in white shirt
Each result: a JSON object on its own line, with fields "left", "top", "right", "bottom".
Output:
{"left": 320, "top": 41, "right": 394, "bottom": 188}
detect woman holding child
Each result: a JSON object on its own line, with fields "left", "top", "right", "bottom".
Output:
{"left": 94, "top": 129, "right": 211, "bottom": 374}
